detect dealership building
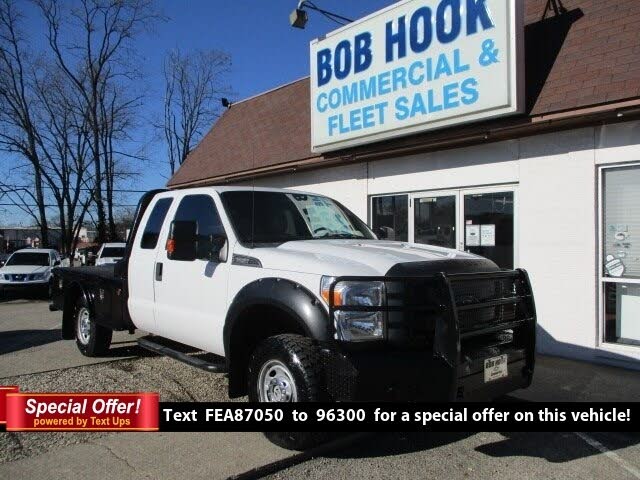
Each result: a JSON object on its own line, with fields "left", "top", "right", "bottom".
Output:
{"left": 169, "top": 0, "right": 640, "bottom": 369}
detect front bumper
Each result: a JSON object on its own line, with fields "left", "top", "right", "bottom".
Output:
{"left": 323, "top": 270, "right": 536, "bottom": 402}
{"left": 0, "top": 280, "right": 48, "bottom": 290}
{"left": 322, "top": 345, "right": 532, "bottom": 401}
{"left": 0, "top": 281, "right": 49, "bottom": 297}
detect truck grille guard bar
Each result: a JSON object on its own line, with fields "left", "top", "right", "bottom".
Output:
{"left": 328, "top": 269, "right": 537, "bottom": 400}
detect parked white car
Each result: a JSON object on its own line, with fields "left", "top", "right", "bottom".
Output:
{"left": 95, "top": 243, "right": 126, "bottom": 266}
{"left": 0, "top": 248, "right": 61, "bottom": 298}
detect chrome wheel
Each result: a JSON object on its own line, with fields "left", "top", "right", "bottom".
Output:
{"left": 258, "top": 360, "right": 297, "bottom": 402}
{"left": 77, "top": 307, "right": 91, "bottom": 345}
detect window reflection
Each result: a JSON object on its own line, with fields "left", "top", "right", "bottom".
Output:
{"left": 371, "top": 195, "right": 408, "bottom": 242}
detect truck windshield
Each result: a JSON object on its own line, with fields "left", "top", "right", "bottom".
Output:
{"left": 6, "top": 252, "right": 50, "bottom": 266}
{"left": 101, "top": 247, "right": 125, "bottom": 258}
{"left": 221, "top": 191, "right": 374, "bottom": 245}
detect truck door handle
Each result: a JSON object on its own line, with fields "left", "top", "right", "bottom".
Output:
{"left": 155, "top": 262, "right": 163, "bottom": 281}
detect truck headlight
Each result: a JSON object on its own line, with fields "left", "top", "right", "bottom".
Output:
{"left": 321, "top": 276, "right": 386, "bottom": 342}
{"left": 29, "top": 273, "right": 46, "bottom": 281}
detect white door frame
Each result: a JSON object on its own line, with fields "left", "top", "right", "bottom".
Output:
{"left": 409, "top": 185, "right": 519, "bottom": 267}
{"left": 408, "top": 189, "right": 459, "bottom": 246}
{"left": 597, "top": 162, "right": 640, "bottom": 355}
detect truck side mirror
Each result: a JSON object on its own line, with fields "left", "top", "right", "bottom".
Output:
{"left": 209, "top": 233, "right": 228, "bottom": 263}
{"left": 377, "top": 227, "right": 388, "bottom": 240}
{"left": 167, "top": 220, "right": 198, "bottom": 261}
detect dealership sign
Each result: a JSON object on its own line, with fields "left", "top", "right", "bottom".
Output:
{"left": 310, "top": 0, "right": 524, "bottom": 153}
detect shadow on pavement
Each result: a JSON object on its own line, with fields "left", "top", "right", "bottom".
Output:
{"left": 322, "top": 432, "right": 473, "bottom": 459}
{"left": 0, "top": 329, "right": 62, "bottom": 355}
{"left": 104, "top": 343, "right": 156, "bottom": 358}
{"left": 476, "top": 431, "right": 639, "bottom": 463}
{"left": 320, "top": 430, "right": 639, "bottom": 464}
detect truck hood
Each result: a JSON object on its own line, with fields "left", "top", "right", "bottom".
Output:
{"left": 0, "top": 265, "right": 50, "bottom": 275}
{"left": 251, "top": 240, "right": 499, "bottom": 277}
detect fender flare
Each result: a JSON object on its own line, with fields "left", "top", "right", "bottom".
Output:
{"left": 61, "top": 281, "right": 93, "bottom": 339}
{"left": 223, "top": 278, "right": 331, "bottom": 397}
{"left": 223, "top": 278, "right": 331, "bottom": 356}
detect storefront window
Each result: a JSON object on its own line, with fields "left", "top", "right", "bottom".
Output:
{"left": 413, "top": 195, "right": 456, "bottom": 249}
{"left": 463, "top": 191, "right": 514, "bottom": 269}
{"left": 371, "top": 195, "right": 408, "bottom": 242}
{"left": 602, "top": 165, "right": 640, "bottom": 347}
{"left": 604, "top": 283, "right": 640, "bottom": 347}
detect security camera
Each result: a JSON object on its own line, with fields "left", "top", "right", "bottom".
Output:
{"left": 290, "top": 8, "right": 308, "bottom": 29}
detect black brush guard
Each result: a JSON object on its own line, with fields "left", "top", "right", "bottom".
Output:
{"left": 325, "top": 269, "right": 536, "bottom": 401}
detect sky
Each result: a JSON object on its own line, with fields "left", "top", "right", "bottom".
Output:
{"left": 141, "top": 0, "right": 396, "bottom": 186}
{"left": 1, "top": 0, "right": 395, "bottom": 226}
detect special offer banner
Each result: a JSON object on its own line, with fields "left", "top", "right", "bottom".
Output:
{"left": 5, "top": 392, "right": 159, "bottom": 431}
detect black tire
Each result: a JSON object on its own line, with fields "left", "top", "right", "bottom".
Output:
{"left": 248, "top": 334, "right": 331, "bottom": 450}
{"left": 74, "top": 296, "right": 112, "bottom": 357}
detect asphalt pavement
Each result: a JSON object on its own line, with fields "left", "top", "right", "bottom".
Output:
{"left": 1, "top": 298, "right": 639, "bottom": 480}
{"left": 0, "top": 299, "right": 296, "bottom": 479}
{"left": 0, "top": 298, "right": 142, "bottom": 378}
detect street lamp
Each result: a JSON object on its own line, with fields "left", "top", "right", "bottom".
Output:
{"left": 289, "top": 1, "right": 353, "bottom": 29}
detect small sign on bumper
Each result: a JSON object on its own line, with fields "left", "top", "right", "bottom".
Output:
{"left": 484, "top": 354, "right": 508, "bottom": 383}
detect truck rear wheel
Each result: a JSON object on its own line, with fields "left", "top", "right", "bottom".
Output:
{"left": 248, "top": 334, "right": 330, "bottom": 450}
{"left": 75, "top": 297, "right": 112, "bottom": 357}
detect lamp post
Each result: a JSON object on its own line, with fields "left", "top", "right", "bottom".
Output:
{"left": 289, "top": 1, "right": 353, "bottom": 29}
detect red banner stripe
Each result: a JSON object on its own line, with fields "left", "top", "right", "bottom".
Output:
{"left": 0, "top": 386, "right": 19, "bottom": 424}
{"left": 5, "top": 392, "right": 159, "bottom": 431}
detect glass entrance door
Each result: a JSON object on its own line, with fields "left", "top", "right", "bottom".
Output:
{"left": 412, "top": 194, "right": 457, "bottom": 249}
{"left": 409, "top": 187, "right": 516, "bottom": 269}
{"left": 462, "top": 190, "right": 515, "bottom": 269}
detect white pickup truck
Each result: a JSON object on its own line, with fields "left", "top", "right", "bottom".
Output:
{"left": 51, "top": 187, "right": 536, "bottom": 448}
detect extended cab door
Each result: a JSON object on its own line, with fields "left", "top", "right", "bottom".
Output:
{"left": 128, "top": 195, "right": 174, "bottom": 334}
{"left": 153, "top": 193, "right": 229, "bottom": 356}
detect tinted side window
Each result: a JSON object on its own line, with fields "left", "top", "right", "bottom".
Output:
{"left": 173, "top": 194, "right": 225, "bottom": 260}
{"left": 141, "top": 198, "right": 173, "bottom": 249}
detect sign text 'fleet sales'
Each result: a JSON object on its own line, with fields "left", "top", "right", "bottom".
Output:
{"left": 310, "top": 0, "right": 524, "bottom": 152}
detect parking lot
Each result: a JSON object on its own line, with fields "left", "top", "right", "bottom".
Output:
{"left": 1, "top": 297, "right": 639, "bottom": 480}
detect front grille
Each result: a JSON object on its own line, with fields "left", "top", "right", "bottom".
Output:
{"left": 457, "top": 304, "right": 517, "bottom": 333}
{"left": 329, "top": 270, "right": 535, "bottom": 361}
{"left": 451, "top": 276, "right": 528, "bottom": 305}
{"left": 450, "top": 274, "right": 531, "bottom": 335}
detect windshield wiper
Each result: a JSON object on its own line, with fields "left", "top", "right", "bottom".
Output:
{"left": 315, "top": 233, "right": 363, "bottom": 239}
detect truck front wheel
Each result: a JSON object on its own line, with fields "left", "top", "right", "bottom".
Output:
{"left": 248, "top": 334, "right": 330, "bottom": 450}
{"left": 75, "top": 297, "right": 112, "bottom": 357}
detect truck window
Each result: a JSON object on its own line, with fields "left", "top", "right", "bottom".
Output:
{"left": 172, "top": 194, "right": 225, "bottom": 260}
{"left": 221, "top": 191, "right": 373, "bottom": 245}
{"left": 141, "top": 198, "right": 173, "bottom": 249}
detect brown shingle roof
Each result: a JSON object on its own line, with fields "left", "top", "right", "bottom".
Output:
{"left": 169, "top": 0, "right": 640, "bottom": 187}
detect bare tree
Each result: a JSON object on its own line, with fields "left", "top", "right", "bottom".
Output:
{"left": 37, "top": 0, "right": 160, "bottom": 242}
{"left": 0, "top": 0, "right": 50, "bottom": 245}
{"left": 32, "top": 63, "right": 95, "bottom": 255}
{"left": 98, "top": 80, "right": 145, "bottom": 239}
{"left": 163, "top": 49, "right": 231, "bottom": 175}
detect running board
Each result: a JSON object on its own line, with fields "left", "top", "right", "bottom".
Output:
{"left": 137, "top": 337, "right": 227, "bottom": 373}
